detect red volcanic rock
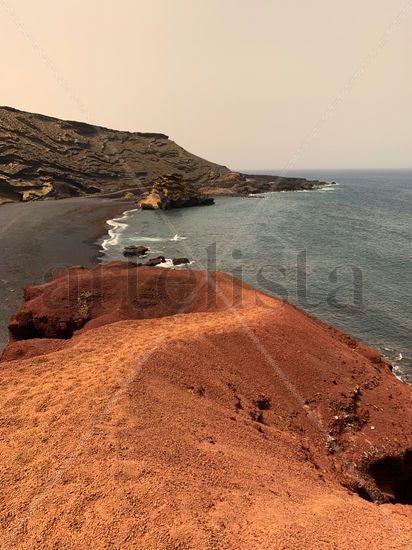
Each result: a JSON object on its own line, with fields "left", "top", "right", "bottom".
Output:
{"left": 4, "top": 262, "right": 255, "bottom": 347}
{"left": 0, "top": 263, "right": 410, "bottom": 548}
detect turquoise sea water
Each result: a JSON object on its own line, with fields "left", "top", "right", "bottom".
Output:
{"left": 100, "top": 170, "right": 412, "bottom": 382}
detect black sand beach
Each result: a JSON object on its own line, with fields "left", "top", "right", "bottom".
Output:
{"left": 0, "top": 197, "right": 127, "bottom": 351}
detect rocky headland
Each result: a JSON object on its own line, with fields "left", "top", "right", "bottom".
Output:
{"left": 0, "top": 263, "right": 410, "bottom": 548}
{"left": 137, "top": 174, "right": 214, "bottom": 210}
{"left": 0, "top": 106, "right": 331, "bottom": 203}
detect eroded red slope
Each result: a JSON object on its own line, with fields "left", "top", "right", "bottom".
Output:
{"left": 0, "top": 264, "right": 410, "bottom": 548}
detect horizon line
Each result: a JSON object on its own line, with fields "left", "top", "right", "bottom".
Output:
{"left": 238, "top": 167, "right": 412, "bottom": 172}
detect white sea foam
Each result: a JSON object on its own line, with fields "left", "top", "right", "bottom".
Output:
{"left": 158, "top": 259, "right": 194, "bottom": 269}
{"left": 381, "top": 346, "right": 407, "bottom": 381}
{"left": 157, "top": 259, "right": 175, "bottom": 268}
{"left": 392, "top": 364, "right": 405, "bottom": 382}
{"left": 127, "top": 234, "right": 187, "bottom": 243}
{"left": 100, "top": 208, "right": 189, "bottom": 253}
{"left": 101, "top": 218, "right": 127, "bottom": 250}
{"left": 131, "top": 236, "right": 170, "bottom": 243}
{"left": 248, "top": 184, "right": 337, "bottom": 197}
{"left": 101, "top": 208, "right": 139, "bottom": 251}
{"left": 248, "top": 192, "right": 277, "bottom": 197}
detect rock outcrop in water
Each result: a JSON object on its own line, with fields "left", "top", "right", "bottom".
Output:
{"left": 123, "top": 245, "right": 150, "bottom": 257}
{"left": 137, "top": 174, "right": 214, "bottom": 209}
{"left": 0, "top": 106, "right": 331, "bottom": 202}
{"left": 0, "top": 263, "right": 410, "bottom": 548}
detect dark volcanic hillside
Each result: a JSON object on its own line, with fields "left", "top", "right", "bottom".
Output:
{"left": 0, "top": 106, "right": 231, "bottom": 202}
{"left": 0, "top": 106, "right": 330, "bottom": 202}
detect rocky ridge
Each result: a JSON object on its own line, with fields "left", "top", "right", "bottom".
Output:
{"left": 0, "top": 262, "right": 412, "bottom": 550}
{"left": 0, "top": 263, "right": 410, "bottom": 548}
{"left": 0, "top": 106, "right": 229, "bottom": 202}
{"left": 0, "top": 106, "right": 331, "bottom": 202}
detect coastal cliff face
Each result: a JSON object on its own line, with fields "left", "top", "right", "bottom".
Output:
{"left": 0, "top": 106, "right": 330, "bottom": 203}
{"left": 0, "top": 264, "right": 410, "bottom": 548}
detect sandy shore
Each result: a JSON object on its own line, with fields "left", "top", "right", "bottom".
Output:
{"left": 0, "top": 197, "right": 128, "bottom": 351}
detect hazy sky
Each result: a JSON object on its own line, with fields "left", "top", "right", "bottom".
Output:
{"left": 1, "top": 1, "right": 411, "bottom": 169}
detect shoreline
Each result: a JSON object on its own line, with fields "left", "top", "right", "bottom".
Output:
{"left": 100, "top": 196, "right": 410, "bottom": 384}
{"left": 0, "top": 197, "right": 128, "bottom": 351}
{"left": 1, "top": 193, "right": 410, "bottom": 384}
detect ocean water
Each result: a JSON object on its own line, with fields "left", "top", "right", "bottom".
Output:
{"left": 99, "top": 170, "right": 412, "bottom": 382}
